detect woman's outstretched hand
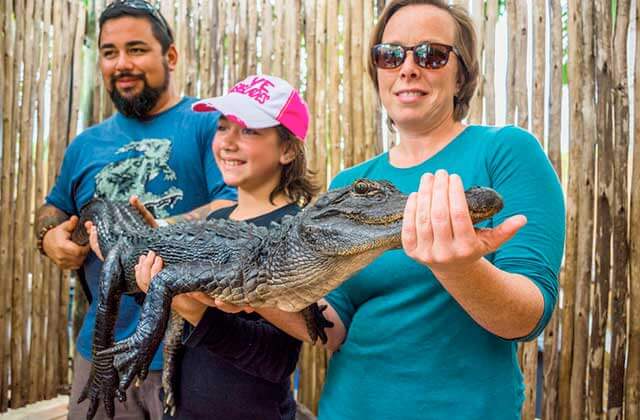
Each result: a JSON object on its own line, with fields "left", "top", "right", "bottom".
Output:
{"left": 401, "top": 170, "right": 527, "bottom": 277}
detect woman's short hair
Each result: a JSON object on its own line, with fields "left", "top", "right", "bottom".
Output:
{"left": 367, "top": 0, "right": 479, "bottom": 122}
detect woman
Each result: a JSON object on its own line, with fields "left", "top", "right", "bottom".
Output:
{"left": 255, "top": 1, "right": 565, "bottom": 419}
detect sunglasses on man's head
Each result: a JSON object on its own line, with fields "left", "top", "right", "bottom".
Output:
{"left": 372, "top": 42, "right": 463, "bottom": 70}
{"left": 105, "top": 0, "right": 171, "bottom": 35}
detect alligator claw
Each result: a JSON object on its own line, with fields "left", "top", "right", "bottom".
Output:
{"left": 116, "top": 388, "right": 127, "bottom": 403}
{"left": 98, "top": 333, "right": 155, "bottom": 395}
{"left": 77, "top": 355, "right": 119, "bottom": 420}
{"left": 164, "top": 389, "right": 177, "bottom": 416}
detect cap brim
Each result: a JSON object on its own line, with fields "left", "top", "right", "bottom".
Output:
{"left": 192, "top": 93, "right": 279, "bottom": 129}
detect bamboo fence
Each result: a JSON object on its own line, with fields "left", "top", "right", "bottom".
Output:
{"left": 0, "top": 0, "right": 638, "bottom": 418}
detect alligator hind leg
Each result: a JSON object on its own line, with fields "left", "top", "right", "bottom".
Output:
{"left": 98, "top": 260, "right": 234, "bottom": 394}
{"left": 162, "top": 310, "right": 184, "bottom": 416}
{"left": 301, "top": 302, "right": 334, "bottom": 344}
{"left": 78, "top": 241, "right": 128, "bottom": 419}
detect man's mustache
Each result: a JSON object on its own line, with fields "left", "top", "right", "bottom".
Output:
{"left": 111, "top": 72, "right": 145, "bottom": 84}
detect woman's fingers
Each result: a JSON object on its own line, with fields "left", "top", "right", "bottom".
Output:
{"left": 448, "top": 174, "right": 474, "bottom": 241}
{"left": 416, "top": 173, "right": 435, "bottom": 244}
{"left": 401, "top": 192, "right": 418, "bottom": 252}
{"left": 477, "top": 215, "right": 527, "bottom": 252}
{"left": 430, "top": 170, "right": 453, "bottom": 246}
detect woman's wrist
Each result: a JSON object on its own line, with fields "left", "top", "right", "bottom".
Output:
{"left": 430, "top": 257, "right": 488, "bottom": 284}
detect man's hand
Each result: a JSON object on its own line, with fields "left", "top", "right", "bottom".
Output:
{"left": 42, "top": 216, "right": 90, "bottom": 269}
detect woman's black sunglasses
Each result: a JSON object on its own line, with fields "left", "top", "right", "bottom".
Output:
{"left": 372, "top": 42, "right": 464, "bottom": 70}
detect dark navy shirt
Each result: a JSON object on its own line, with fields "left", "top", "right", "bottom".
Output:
{"left": 164, "top": 203, "right": 302, "bottom": 420}
{"left": 45, "top": 97, "right": 236, "bottom": 370}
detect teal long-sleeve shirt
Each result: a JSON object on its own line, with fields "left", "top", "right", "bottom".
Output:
{"left": 319, "top": 125, "right": 565, "bottom": 420}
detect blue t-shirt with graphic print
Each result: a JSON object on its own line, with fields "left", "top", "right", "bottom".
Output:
{"left": 46, "top": 97, "right": 236, "bottom": 371}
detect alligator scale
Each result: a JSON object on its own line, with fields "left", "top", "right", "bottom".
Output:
{"left": 72, "top": 179, "right": 504, "bottom": 419}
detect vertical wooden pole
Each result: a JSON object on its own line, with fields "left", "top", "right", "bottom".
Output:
{"left": 28, "top": 0, "right": 52, "bottom": 403}
{"left": 314, "top": 0, "right": 327, "bottom": 188}
{"left": 247, "top": 0, "right": 258, "bottom": 76}
{"left": 227, "top": 0, "right": 238, "bottom": 84}
{"left": 261, "top": 0, "right": 273, "bottom": 75}
{"left": 558, "top": 0, "right": 580, "bottom": 416}
{"left": 515, "top": 0, "right": 528, "bottom": 128}
{"left": 272, "top": 0, "right": 284, "bottom": 77}
{"left": 303, "top": 0, "right": 317, "bottom": 173}
{"left": 350, "top": 0, "right": 364, "bottom": 164}
{"left": 505, "top": 0, "right": 516, "bottom": 124}
{"left": 626, "top": 0, "right": 640, "bottom": 415}
{"left": 10, "top": 0, "right": 27, "bottom": 407}
{"left": 570, "top": 1, "right": 596, "bottom": 419}
{"left": 588, "top": 0, "right": 613, "bottom": 418}
{"left": 483, "top": 0, "right": 497, "bottom": 125}
{"left": 237, "top": 0, "right": 248, "bottom": 81}
{"left": 608, "top": 1, "right": 630, "bottom": 418}
{"left": 467, "top": 0, "right": 484, "bottom": 124}
{"left": 327, "top": 0, "right": 339, "bottom": 178}
{"left": 214, "top": 0, "right": 226, "bottom": 95}
{"left": 362, "top": 0, "right": 377, "bottom": 159}
{"left": 341, "top": 0, "right": 352, "bottom": 168}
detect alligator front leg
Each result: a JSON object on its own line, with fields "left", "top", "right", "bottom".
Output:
{"left": 78, "top": 242, "right": 128, "bottom": 420}
{"left": 162, "top": 310, "right": 184, "bottom": 416}
{"left": 301, "top": 303, "right": 334, "bottom": 344}
{"left": 98, "top": 260, "right": 232, "bottom": 395}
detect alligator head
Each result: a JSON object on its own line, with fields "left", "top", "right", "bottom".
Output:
{"left": 297, "top": 179, "right": 408, "bottom": 257}
{"left": 296, "top": 179, "right": 503, "bottom": 257}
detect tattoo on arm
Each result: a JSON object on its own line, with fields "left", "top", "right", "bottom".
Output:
{"left": 35, "top": 204, "right": 69, "bottom": 235}
{"left": 164, "top": 200, "right": 235, "bottom": 224}
{"left": 165, "top": 206, "right": 210, "bottom": 224}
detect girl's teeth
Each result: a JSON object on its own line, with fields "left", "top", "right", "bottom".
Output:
{"left": 398, "top": 91, "right": 424, "bottom": 97}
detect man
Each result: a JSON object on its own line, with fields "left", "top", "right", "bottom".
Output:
{"left": 35, "top": 1, "right": 235, "bottom": 418}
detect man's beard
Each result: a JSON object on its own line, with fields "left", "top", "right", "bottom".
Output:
{"left": 109, "top": 61, "right": 170, "bottom": 121}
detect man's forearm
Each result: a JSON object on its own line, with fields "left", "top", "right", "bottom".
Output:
{"left": 35, "top": 204, "right": 69, "bottom": 236}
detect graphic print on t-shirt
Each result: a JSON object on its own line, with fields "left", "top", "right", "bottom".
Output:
{"left": 94, "top": 138, "right": 184, "bottom": 217}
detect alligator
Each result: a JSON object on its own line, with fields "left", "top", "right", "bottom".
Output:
{"left": 73, "top": 178, "right": 504, "bottom": 419}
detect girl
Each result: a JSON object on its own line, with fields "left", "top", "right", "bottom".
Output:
{"left": 105, "top": 75, "right": 317, "bottom": 420}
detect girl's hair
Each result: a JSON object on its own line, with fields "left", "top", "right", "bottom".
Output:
{"left": 272, "top": 126, "right": 320, "bottom": 207}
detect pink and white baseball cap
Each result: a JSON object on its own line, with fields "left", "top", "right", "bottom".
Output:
{"left": 192, "top": 75, "right": 309, "bottom": 142}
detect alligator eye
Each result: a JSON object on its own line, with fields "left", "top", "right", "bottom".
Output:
{"left": 353, "top": 180, "right": 369, "bottom": 195}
